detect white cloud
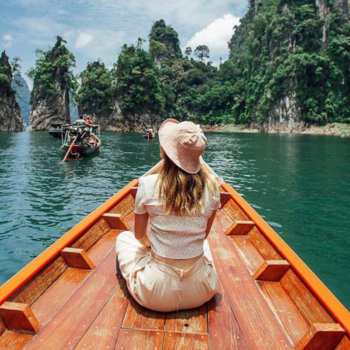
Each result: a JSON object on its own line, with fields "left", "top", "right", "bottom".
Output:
{"left": 75, "top": 33, "right": 94, "bottom": 49}
{"left": 3, "top": 34, "right": 13, "bottom": 41}
{"left": 185, "top": 14, "right": 240, "bottom": 61}
{"left": 2, "top": 34, "right": 13, "bottom": 48}
{"left": 0, "top": 0, "right": 248, "bottom": 81}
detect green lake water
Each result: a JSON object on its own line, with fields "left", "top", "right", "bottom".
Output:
{"left": 0, "top": 130, "right": 349, "bottom": 310}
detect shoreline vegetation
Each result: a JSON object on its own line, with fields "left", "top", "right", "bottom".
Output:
{"left": 201, "top": 122, "right": 350, "bottom": 138}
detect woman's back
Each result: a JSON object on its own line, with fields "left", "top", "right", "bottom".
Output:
{"left": 135, "top": 173, "right": 220, "bottom": 260}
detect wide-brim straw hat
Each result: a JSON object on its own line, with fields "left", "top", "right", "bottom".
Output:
{"left": 158, "top": 118, "right": 207, "bottom": 174}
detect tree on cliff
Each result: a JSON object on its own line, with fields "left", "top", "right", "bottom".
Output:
{"left": 27, "top": 36, "right": 77, "bottom": 129}
{"left": 194, "top": 45, "right": 210, "bottom": 62}
{"left": 0, "top": 51, "right": 25, "bottom": 131}
{"left": 114, "top": 43, "right": 165, "bottom": 115}
{"left": 149, "top": 20, "right": 182, "bottom": 59}
{"left": 76, "top": 60, "right": 115, "bottom": 117}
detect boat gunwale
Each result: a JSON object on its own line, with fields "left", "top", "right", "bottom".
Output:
{"left": 0, "top": 178, "right": 137, "bottom": 305}
{"left": 221, "top": 181, "right": 350, "bottom": 335}
{"left": 0, "top": 161, "right": 162, "bottom": 304}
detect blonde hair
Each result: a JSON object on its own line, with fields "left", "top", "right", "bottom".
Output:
{"left": 157, "top": 154, "right": 218, "bottom": 216}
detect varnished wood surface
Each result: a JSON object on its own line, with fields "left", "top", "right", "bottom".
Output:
{"left": 0, "top": 163, "right": 349, "bottom": 349}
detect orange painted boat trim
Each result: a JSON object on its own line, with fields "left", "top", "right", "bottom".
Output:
{"left": 221, "top": 182, "right": 350, "bottom": 335}
{"left": 0, "top": 178, "right": 139, "bottom": 305}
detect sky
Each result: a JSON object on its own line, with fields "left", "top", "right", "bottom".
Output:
{"left": 1, "top": 0, "right": 249, "bottom": 89}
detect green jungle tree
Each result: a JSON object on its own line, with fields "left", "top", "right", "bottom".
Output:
{"left": 114, "top": 43, "right": 165, "bottom": 114}
{"left": 76, "top": 60, "right": 115, "bottom": 117}
{"left": 27, "top": 36, "right": 77, "bottom": 104}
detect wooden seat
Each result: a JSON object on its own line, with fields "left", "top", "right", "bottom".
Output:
{"left": 0, "top": 302, "right": 40, "bottom": 334}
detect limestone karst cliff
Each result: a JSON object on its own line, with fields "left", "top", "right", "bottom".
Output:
{"left": 12, "top": 75, "right": 31, "bottom": 126}
{"left": 228, "top": 0, "right": 350, "bottom": 132}
{"left": 29, "top": 37, "right": 74, "bottom": 130}
{"left": 0, "top": 51, "right": 25, "bottom": 132}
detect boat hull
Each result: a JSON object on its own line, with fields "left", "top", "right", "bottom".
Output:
{"left": 0, "top": 161, "right": 349, "bottom": 349}
{"left": 61, "top": 143, "right": 100, "bottom": 158}
{"left": 48, "top": 130, "right": 63, "bottom": 139}
{"left": 48, "top": 124, "right": 64, "bottom": 139}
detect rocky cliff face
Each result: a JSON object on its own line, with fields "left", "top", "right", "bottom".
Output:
{"left": 254, "top": 0, "right": 350, "bottom": 132}
{"left": 0, "top": 51, "right": 25, "bottom": 132}
{"left": 30, "top": 90, "right": 70, "bottom": 130}
{"left": 98, "top": 102, "right": 161, "bottom": 131}
{"left": 29, "top": 37, "right": 72, "bottom": 131}
{"left": 263, "top": 94, "right": 302, "bottom": 133}
{"left": 12, "top": 75, "right": 31, "bottom": 125}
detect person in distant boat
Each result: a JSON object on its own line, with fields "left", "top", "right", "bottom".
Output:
{"left": 115, "top": 118, "right": 221, "bottom": 312}
{"left": 142, "top": 128, "right": 154, "bottom": 138}
{"left": 74, "top": 115, "right": 86, "bottom": 126}
{"left": 86, "top": 116, "right": 92, "bottom": 125}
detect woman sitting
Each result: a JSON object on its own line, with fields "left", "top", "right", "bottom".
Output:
{"left": 115, "top": 118, "right": 220, "bottom": 312}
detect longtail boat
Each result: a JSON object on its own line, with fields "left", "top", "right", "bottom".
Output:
{"left": 61, "top": 124, "right": 101, "bottom": 161}
{"left": 0, "top": 161, "right": 349, "bottom": 349}
{"left": 142, "top": 128, "right": 155, "bottom": 139}
{"left": 48, "top": 123, "right": 64, "bottom": 139}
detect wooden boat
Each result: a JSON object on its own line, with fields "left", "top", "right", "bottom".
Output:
{"left": 48, "top": 123, "right": 64, "bottom": 139}
{"left": 142, "top": 128, "right": 155, "bottom": 139}
{"left": 61, "top": 124, "right": 101, "bottom": 160}
{"left": 0, "top": 161, "right": 349, "bottom": 349}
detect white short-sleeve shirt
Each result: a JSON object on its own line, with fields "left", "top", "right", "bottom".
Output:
{"left": 134, "top": 174, "right": 220, "bottom": 259}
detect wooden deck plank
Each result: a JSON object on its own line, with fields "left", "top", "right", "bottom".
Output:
{"left": 215, "top": 209, "right": 234, "bottom": 237}
{"left": 115, "top": 329, "right": 164, "bottom": 350}
{"left": 32, "top": 228, "right": 119, "bottom": 327}
{"left": 125, "top": 211, "right": 135, "bottom": 231}
{"left": 229, "top": 235, "right": 265, "bottom": 274}
{"left": 257, "top": 281, "right": 309, "bottom": 346}
{"left": 163, "top": 332, "right": 209, "bottom": 349}
{"left": 9, "top": 256, "right": 68, "bottom": 306}
{"left": 122, "top": 298, "right": 165, "bottom": 331}
{"left": 75, "top": 278, "right": 129, "bottom": 349}
{"left": 208, "top": 281, "right": 249, "bottom": 349}
{"left": 280, "top": 269, "right": 335, "bottom": 325}
{"left": 222, "top": 198, "right": 250, "bottom": 222}
{"left": 86, "top": 229, "right": 119, "bottom": 266}
{"left": 0, "top": 331, "right": 33, "bottom": 350}
{"left": 32, "top": 268, "right": 91, "bottom": 326}
{"left": 0, "top": 320, "right": 6, "bottom": 337}
{"left": 108, "top": 194, "right": 135, "bottom": 218}
{"left": 70, "top": 218, "right": 110, "bottom": 252}
{"left": 165, "top": 305, "right": 207, "bottom": 334}
{"left": 247, "top": 226, "right": 282, "bottom": 260}
{"left": 208, "top": 214, "right": 293, "bottom": 349}
{"left": 24, "top": 248, "right": 118, "bottom": 349}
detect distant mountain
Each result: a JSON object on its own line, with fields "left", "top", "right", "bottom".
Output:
{"left": 70, "top": 96, "right": 78, "bottom": 123}
{"left": 12, "top": 75, "right": 31, "bottom": 125}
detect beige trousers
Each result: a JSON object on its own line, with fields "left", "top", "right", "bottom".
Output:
{"left": 115, "top": 231, "right": 218, "bottom": 312}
